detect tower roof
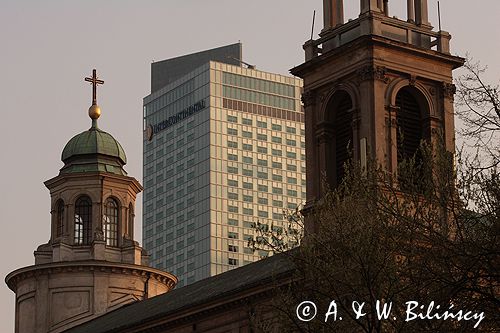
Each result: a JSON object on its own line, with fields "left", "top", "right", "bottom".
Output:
{"left": 61, "top": 124, "right": 127, "bottom": 173}
{"left": 60, "top": 69, "right": 127, "bottom": 175}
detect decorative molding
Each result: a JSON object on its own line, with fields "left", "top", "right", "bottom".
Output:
{"left": 351, "top": 109, "right": 361, "bottom": 129}
{"left": 357, "top": 65, "right": 389, "bottom": 83}
{"left": 316, "top": 132, "right": 333, "bottom": 145}
{"left": 94, "top": 226, "right": 104, "bottom": 241}
{"left": 387, "top": 105, "right": 399, "bottom": 112}
{"left": 441, "top": 82, "right": 456, "bottom": 99}
{"left": 301, "top": 90, "right": 315, "bottom": 107}
{"left": 386, "top": 105, "right": 399, "bottom": 128}
{"left": 385, "top": 117, "right": 397, "bottom": 128}
{"left": 319, "top": 92, "right": 327, "bottom": 103}
{"left": 351, "top": 117, "right": 360, "bottom": 129}
{"left": 6, "top": 262, "right": 177, "bottom": 291}
{"left": 409, "top": 75, "right": 417, "bottom": 86}
{"left": 315, "top": 124, "right": 334, "bottom": 145}
{"left": 301, "top": 200, "right": 315, "bottom": 217}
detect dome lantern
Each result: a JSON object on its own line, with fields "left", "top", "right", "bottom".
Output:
{"left": 60, "top": 69, "right": 128, "bottom": 175}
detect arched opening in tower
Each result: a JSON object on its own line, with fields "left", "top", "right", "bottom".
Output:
{"left": 396, "top": 87, "right": 422, "bottom": 163}
{"left": 395, "top": 86, "right": 428, "bottom": 187}
{"left": 325, "top": 90, "right": 353, "bottom": 188}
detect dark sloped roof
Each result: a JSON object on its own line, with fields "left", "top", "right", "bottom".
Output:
{"left": 65, "top": 251, "right": 295, "bottom": 333}
{"left": 151, "top": 43, "right": 241, "bottom": 93}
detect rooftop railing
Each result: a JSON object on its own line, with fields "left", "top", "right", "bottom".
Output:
{"left": 304, "top": 12, "right": 451, "bottom": 61}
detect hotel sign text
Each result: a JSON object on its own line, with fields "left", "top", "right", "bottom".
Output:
{"left": 146, "top": 100, "right": 206, "bottom": 141}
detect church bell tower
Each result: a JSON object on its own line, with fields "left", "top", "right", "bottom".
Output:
{"left": 6, "top": 70, "right": 177, "bottom": 333}
{"left": 291, "top": 0, "right": 464, "bottom": 230}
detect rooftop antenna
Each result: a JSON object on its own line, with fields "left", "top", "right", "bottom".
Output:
{"left": 437, "top": 1, "right": 442, "bottom": 31}
{"left": 310, "top": 10, "right": 316, "bottom": 40}
{"left": 227, "top": 56, "right": 256, "bottom": 70}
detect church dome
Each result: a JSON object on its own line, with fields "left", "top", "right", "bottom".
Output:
{"left": 60, "top": 121, "right": 128, "bottom": 175}
{"left": 62, "top": 126, "right": 127, "bottom": 165}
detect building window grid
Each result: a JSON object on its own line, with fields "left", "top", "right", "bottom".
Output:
{"left": 257, "top": 146, "right": 268, "bottom": 154}
{"left": 144, "top": 70, "right": 305, "bottom": 281}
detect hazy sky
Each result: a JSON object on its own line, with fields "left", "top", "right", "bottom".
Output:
{"left": 0, "top": 1, "right": 498, "bottom": 331}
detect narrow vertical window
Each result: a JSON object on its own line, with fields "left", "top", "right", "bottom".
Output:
{"left": 103, "top": 198, "right": 119, "bottom": 246}
{"left": 396, "top": 87, "right": 422, "bottom": 164}
{"left": 325, "top": 90, "right": 353, "bottom": 187}
{"left": 395, "top": 86, "right": 428, "bottom": 190}
{"left": 334, "top": 93, "right": 353, "bottom": 186}
{"left": 56, "top": 200, "right": 64, "bottom": 238}
{"left": 75, "top": 196, "right": 92, "bottom": 245}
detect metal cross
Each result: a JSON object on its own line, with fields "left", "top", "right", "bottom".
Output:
{"left": 84, "top": 69, "right": 104, "bottom": 105}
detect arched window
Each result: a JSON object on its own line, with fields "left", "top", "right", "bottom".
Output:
{"left": 396, "top": 87, "right": 423, "bottom": 165}
{"left": 103, "top": 198, "right": 119, "bottom": 246}
{"left": 325, "top": 90, "right": 353, "bottom": 187}
{"left": 56, "top": 200, "right": 64, "bottom": 238}
{"left": 74, "top": 196, "right": 92, "bottom": 245}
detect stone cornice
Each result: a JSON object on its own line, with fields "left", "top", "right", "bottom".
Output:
{"left": 290, "top": 34, "right": 465, "bottom": 78}
{"left": 5, "top": 261, "right": 177, "bottom": 291}
{"left": 44, "top": 172, "right": 143, "bottom": 194}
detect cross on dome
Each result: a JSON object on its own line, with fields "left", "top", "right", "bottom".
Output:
{"left": 84, "top": 69, "right": 104, "bottom": 121}
{"left": 85, "top": 69, "right": 104, "bottom": 106}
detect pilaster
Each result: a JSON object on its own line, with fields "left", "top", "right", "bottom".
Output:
{"left": 323, "top": 0, "right": 345, "bottom": 29}
{"left": 415, "top": 0, "right": 431, "bottom": 28}
{"left": 302, "top": 90, "right": 319, "bottom": 204}
{"left": 386, "top": 105, "right": 399, "bottom": 173}
{"left": 441, "top": 82, "right": 457, "bottom": 152}
{"left": 360, "top": 0, "right": 383, "bottom": 14}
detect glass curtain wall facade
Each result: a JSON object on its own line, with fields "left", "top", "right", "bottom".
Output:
{"left": 143, "top": 61, "right": 305, "bottom": 287}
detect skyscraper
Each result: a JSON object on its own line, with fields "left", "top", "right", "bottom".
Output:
{"left": 142, "top": 44, "right": 305, "bottom": 287}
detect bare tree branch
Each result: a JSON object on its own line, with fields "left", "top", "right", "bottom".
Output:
{"left": 456, "top": 55, "right": 500, "bottom": 169}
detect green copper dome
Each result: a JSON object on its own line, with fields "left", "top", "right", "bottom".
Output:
{"left": 60, "top": 120, "right": 128, "bottom": 175}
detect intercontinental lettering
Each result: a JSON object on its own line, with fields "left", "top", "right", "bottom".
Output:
{"left": 152, "top": 100, "right": 206, "bottom": 134}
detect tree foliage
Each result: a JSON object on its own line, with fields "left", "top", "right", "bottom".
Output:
{"left": 251, "top": 145, "right": 499, "bottom": 332}
{"left": 249, "top": 57, "right": 500, "bottom": 332}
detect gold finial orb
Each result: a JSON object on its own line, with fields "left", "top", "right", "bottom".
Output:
{"left": 89, "top": 104, "right": 101, "bottom": 120}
